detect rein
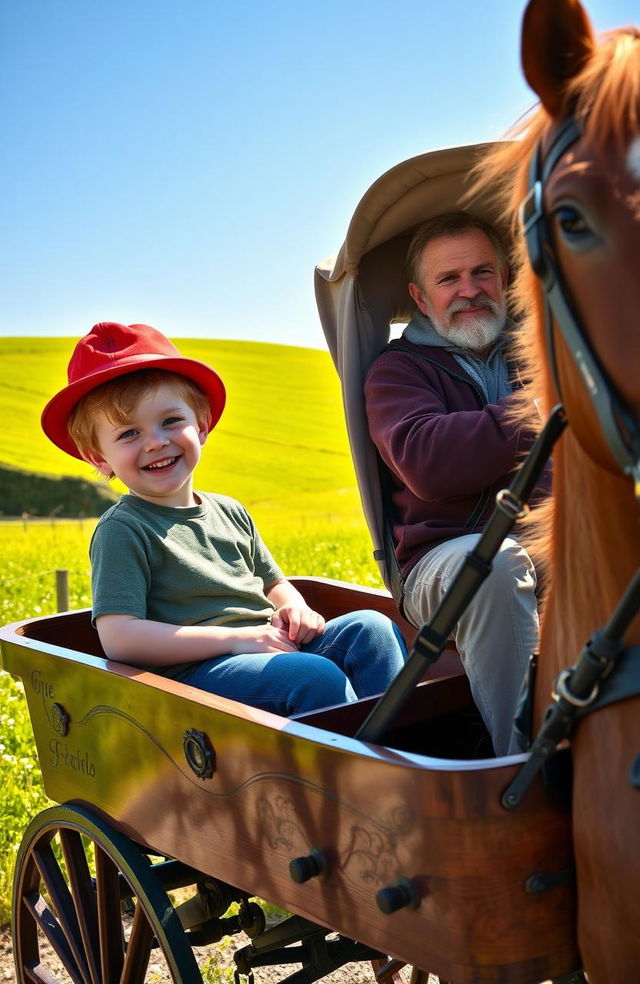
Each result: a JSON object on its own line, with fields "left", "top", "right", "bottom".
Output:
{"left": 502, "top": 119, "right": 640, "bottom": 809}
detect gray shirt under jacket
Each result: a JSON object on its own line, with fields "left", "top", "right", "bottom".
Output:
{"left": 403, "top": 310, "right": 513, "bottom": 404}
{"left": 89, "top": 492, "right": 284, "bottom": 678}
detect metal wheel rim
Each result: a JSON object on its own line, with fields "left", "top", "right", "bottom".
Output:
{"left": 11, "top": 803, "right": 202, "bottom": 984}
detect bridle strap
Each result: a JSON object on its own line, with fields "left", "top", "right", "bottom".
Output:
{"left": 503, "top": 565, "right": 640, "bottom": 809}
{"left": 520, "top": 117, "right": 640, "bottom": 491}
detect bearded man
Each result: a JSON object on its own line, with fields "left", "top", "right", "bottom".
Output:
{"left": 365, "top": 212, "right": 547, "bottom": 756}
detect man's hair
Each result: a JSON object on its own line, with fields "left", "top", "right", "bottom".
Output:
{"left": 68, "top": 369, "right": 211, "bottom": 458}
{"left": 406, "top": 211, "right": 508, "bottom": 288}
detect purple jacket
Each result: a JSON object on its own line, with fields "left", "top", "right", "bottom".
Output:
{"left": 364, "top": 338, "right": 543, "bottom": 577}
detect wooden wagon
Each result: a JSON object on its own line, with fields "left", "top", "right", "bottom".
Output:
{"left": 2, "top": 576, "right": 579, "bottom": 984}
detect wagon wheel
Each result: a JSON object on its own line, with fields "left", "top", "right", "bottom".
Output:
{"left": 12, "top": 803, "right": 202, "bottom": 984}
{"left": 372, "top": 957, "right": 441, "bottom": 983}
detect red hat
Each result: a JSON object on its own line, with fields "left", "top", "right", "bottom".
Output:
{"left": 41, "top": 322, "right": 226, "bottom": 459}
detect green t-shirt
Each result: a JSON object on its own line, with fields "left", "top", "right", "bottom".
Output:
{"left": 89, "top": 492, "right": 284, "bottom": 676}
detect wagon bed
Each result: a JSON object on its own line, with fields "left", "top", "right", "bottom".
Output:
{"left": 1, "top": 577, "right": 580, "bottom": 984}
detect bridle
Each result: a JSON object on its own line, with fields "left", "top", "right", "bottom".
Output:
{"left": 503, "top": 117, "right": 640, "bottom": 808}
{"left": 520, "top": 115, "right": 640, "bottom": 493}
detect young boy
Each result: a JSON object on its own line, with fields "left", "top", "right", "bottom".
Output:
{"left": 41, "top": 322, "right": 407, "bottom": 716}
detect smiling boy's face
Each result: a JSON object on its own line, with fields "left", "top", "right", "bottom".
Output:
{"left": 86, "top": 380, "right": 208, "bottom": 508}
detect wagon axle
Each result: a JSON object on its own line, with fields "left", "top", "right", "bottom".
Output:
{"left": 233, "top": 913, "right": 389, "bottom": 984}
{"left": 175, "top": 875, "right": 264, "bottom": 941}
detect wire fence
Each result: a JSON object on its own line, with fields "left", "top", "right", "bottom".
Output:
{"left": 0, "top": 516, "right": 94, "bottom": 531}
{"left": 1, "top": 568, "right": 82, "bottom": 612}
{"left": 0, "top": 516, "right": 95, "bottom": 618}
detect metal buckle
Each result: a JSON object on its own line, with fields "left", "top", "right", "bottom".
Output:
{"left": 495, "top": 488, "right": 528, "bottom": 520}
{"left": 552, "top": 667, "right": 600, "bottom": 708}
{"left": 520, "top": 181, "right": 543, "bottom": 234}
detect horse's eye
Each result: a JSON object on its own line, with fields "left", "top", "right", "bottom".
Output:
{"left": 555, "top": 206, "right": 594, "bottom": 242}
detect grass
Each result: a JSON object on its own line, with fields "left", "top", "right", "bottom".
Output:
{"left": 0, "top": 671, "right": 49, "bottom": 926}
{"left": 1, "top": 520, "right": 95, "bottom": 624}
{"left": 0, "top": 337, "right": 363, "bottom": 527}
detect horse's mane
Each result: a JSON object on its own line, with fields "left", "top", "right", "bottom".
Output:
{"left": 475, "top": 26, "right": 640, "bottom": 391}
{"left": 471, "top": 26, "right": 640, "bottom": 624}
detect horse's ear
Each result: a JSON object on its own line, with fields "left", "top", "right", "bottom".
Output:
{"left": 521, "top": 0, "right": 595, "bottom": 118}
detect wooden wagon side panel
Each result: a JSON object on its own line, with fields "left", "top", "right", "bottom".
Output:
{"left": 1, "top": 612, "right": 579, "bottom": 984}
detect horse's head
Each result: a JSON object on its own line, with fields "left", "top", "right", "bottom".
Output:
{"left": 520, "top": 0, "right": 640, "bottom": 477}
{"left": 517, "top": 16, "right": 640, "bottom": 981}
{"left": 477, "top": 1, "right": 640, "bottom": 480}
{"left": 469, "top": 0, "right": 640, "bottom": 651}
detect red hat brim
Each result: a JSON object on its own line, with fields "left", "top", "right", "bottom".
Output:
{"left": 41, "top": 353, "right": 226, "bottom": 460}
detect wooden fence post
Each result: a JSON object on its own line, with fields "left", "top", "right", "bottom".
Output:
{"left": 56, "top": 569, "right": 69, "bottom": 612}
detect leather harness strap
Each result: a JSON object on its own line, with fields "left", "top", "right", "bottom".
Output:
{"left": 503, "top": 570, "right": 640, "bottom": 808}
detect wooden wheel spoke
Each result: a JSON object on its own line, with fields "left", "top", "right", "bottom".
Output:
{"left": 120, "top": 905, "right": 155, "bottom": 984}
{"left": 32, "top": 840, "right": 93, "bottom": 983}
{"left": 95, "top": 845, "right": 125, "bottom": 984}
{"left": 373, "top": 957, "right": 408, "bottom": 982}
{"left": 60, "top": 829, "right": 102, "bottom": 984}
{"left": 372, "top": 959, "right": 441, "bottom": 983}
{"left": 22, "top": 961, "right": 61, "bottom": 984}
{"left": 15, "top": 890, "right": 40, "bottom": 969}
{"left": 24, "top": 891, "right": 85, "bottom": 984}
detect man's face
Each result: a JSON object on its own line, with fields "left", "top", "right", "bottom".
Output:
{"left": 408, "top": 228, "right": 508, "bottom": 353}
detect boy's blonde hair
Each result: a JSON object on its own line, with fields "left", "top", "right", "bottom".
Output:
{"left": 68, "top": 369, "right": 211, "bottom": 461}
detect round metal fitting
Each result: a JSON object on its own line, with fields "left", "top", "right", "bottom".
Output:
{"left": 50, "top": 703, "right": 70, "bottom": 737}
{"left": 238, "top": 900, "right": 266, "bottom": 938}
{"left": 183, "top": 729, "right": 216, "bottom": 779}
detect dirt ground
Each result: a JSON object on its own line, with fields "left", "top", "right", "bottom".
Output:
{"left": 0, "top": 922, "right": 424, "bottom": 983}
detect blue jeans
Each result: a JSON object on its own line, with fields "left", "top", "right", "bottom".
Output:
{"left": 176, "top": 610, "right": 407, "bottom": 716}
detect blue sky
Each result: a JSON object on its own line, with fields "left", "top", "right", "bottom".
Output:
{"left": 1, "top": 0, "right": 637, "bottom": 350}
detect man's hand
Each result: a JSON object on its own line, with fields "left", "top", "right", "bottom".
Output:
{"left": 271, "top": 604, "right": 326, "bottom": 645}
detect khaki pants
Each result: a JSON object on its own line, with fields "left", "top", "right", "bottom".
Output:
{"left": 402, "top": 535, "right": 538, "bottom": 756}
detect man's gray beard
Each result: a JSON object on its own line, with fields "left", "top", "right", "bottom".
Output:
{"left": 431, "top": 297, "right": 507, "bottom": 352}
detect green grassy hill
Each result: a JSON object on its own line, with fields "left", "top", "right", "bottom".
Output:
{"left": 1, "top": 337, "right": 365, "bottom": 529}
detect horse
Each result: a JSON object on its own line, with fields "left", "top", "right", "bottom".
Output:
{"left": 475, "top": 1, "right": 640, "bottom": 979}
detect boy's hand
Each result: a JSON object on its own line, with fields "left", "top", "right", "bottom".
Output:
{"left": 271, "top": 604, "right": 326, "bottom": 645}
{"left": 230, "top": 624, "right": 300, "bottom": 654}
